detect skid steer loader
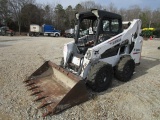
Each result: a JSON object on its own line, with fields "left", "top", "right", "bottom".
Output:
{"left": 24, "top": 9, "right": 143, "bottom": 117}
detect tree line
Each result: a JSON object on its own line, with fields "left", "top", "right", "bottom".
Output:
{"left": 0, "top": 0, "right": 160, "bottom": 34}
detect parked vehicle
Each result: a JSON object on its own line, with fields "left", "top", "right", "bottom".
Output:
{"left": 0, "top": 26, "right": 15, "bottom": 36}
{"left": 64, "top": 28, "right": 75, "bottom": 38}
{"left": 29, "top": 24, "right": 60, "bottom": 37}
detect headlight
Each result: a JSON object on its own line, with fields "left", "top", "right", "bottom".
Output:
{"left": 85, "top": 50, "right": 92, "bottom": 59}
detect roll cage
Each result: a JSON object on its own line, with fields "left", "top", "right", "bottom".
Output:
{"left": 75, "top": 10, "right": 122, "bottom": 46}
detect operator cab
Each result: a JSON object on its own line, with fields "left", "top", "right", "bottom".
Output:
{"left": 75, "top": 9, "right": 122, "bottom": 54}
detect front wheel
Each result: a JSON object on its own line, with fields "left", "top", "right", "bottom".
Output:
{"left": 55, "top": 33, "right": 59, "bottom": 37}
{"left": 87, "top": 61, "right": 113, "bottom": 92}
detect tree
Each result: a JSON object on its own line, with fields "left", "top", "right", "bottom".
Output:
{"left": 0, "top": 0, "right": 10, "bottom": 26}
{"left": 139, "top": 8, "right": 152, "bottom": 28}
{"left": 43, "top": 4, "right": 55, "bottom": 24}
{"left": 54, "top": 4, "right": 66, "bottom": 31}
{"left": 20, "top": 3, "right": 44, "bottom": 31}
{"left": 125, "top": 5, "right": 142, "bottom": 21}
{"left": 65, "top": 5, "right": 75, "bottom": 28}
{"left": 152, "top": 8, "right": 160, "bottom": 28}
{"left": 74, "top": 4, "right": 83, "bottom": 12}
{"left": 118, "top": 8, "right": 127, "bottom": 20}
{"left": 106, "top": 2, "right": 118, "bottom": 13}
{"left": 8, "top": 0, "right": 35, "bottom": 34}
{"left": 80, "top": 1, "right": 102, "bottom": 11}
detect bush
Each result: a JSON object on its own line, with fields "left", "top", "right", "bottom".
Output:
{"left": 153, "top": 29, "right": 160, "bottom": 38}
{"left": 141, "top": 30, "right": 153, "bottom": 38}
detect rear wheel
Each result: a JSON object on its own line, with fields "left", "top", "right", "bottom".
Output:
{"left": 29, "top": 32, "right": 33, "bottom": 37}
{"left": 114, "top": 56, "right": 135, "bottom": 82}
{"left": 87, "top": 61, "right": 113, "bottom": 92}
{"left": 35, "top": 32, "right": 39, "bottom": 37}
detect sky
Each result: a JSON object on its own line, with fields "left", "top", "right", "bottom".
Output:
{"left": 37, "top": 0, "right": 160, "bottom": 10}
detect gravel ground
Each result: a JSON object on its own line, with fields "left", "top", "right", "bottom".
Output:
{"left": 0, "top": 36, "right": 160, "bottom": 120}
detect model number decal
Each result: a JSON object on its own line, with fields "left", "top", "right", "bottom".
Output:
{"left": 109, "top": 39, "right": 121, "bottom": 45}
{"left": 134, "top": 49, "right": 140, "bottom": 51}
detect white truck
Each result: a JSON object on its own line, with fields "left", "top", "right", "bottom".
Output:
{"left": 29, "top": 24, "right": 60, "bottom": 37}
{"left": 64, "top": 28, "right": 75, "bottom": 38}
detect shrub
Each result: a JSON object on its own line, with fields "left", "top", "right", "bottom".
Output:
{"left": 141, "top": 30, "right": 153, "bottom": 38}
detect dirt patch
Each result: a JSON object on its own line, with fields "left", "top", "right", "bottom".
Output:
{"left": 0, "top": 112, "right": 12, "bottom": 120}
{"left": 0, "top": 44, "right": 11, "bottom": 47}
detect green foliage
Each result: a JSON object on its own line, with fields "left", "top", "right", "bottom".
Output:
{"left": 141, "top": 30, "right": 153, "bottom": 38}
{"left": 139, "top": 13, "right": 149, "bottom": 28}
{"left": 141, "top": 28, "right": 160, "bottom": 38}
{"left": 153, "top": 29, "right": 160, "bottom": 38}
{"left": 20, "top": 3, "right": 44, "bottom": 31}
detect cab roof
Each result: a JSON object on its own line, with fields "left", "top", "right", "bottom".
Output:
{"left": 77, "top": 9, "right": 122, "bottom": 20}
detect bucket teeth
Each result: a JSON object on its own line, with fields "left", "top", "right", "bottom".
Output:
{"left": 38, "top": 97, "right": 56, "bottom": 109}
{"left": 42, "top": 111, "right": 52, "bottom": 117}
{"left": 42, "top": 103, "right": 57, "bottom": 117}
{"left": 38, "top": 101, "right": 51, "bottom": 109}
{"left": 34, "top": 94, "right": 46, "bottom": 101}
{"left": 23, "top": 79, "right": 30, "bottom": 83}
{"left": 30, "top": 88, "right": 43, "bottom": 96}
{"left": 26, "top": 82, "right": 35, "bottom": 87}
{"left": 28, "top": 85, "right": 38, "bottom": 90}
{"left": 23, "top": 79, "right": 37, "bottom": 83}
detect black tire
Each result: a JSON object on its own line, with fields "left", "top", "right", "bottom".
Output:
{"left": 8, "top": 33, "right": 11, "bottom": 36}
{"left": 35, "top": 33, "right": 39, "bottom": 37}
{"left": 55, "top": 33, "right": 59, "bottom": 37}
{"left": 29, "top": 32, "right": 33, "bottom": 37}
{"left": 114, "top": 56, "right": 135, "bottom": 82}
{"left": 2, "top": 31, "right": 5, "bottom": 36}
{"left": 87, "top": 61, "right": 113, "bottom": 92}
{"left": 60, "top": 57, "right": 64, "bottom": 67}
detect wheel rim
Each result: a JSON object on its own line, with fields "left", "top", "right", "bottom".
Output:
{"left": 97, "top": 71, "right": 109, "bottom": 88}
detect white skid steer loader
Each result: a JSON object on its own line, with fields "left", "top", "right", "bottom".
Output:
{"left": 24, "top": 9, "right": 143, "bottom": 117}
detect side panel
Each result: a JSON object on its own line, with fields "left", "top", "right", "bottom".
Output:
{"left": 99, "top": 55, "right": 120, "bottom": 67}
{"left": 130, "top": 36, "right": 143, "bottom": 63}
{"left": 30, "top": 24, "right": 42, "bottom": 32}
{"left": 63, "top": 41, "right": 76, "bottom": 65}
{"left": 121, "top": 19, "right": 143, "bottom": 64}
{"left": 43, "top": 25, "right": 55, "bottom": 32}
